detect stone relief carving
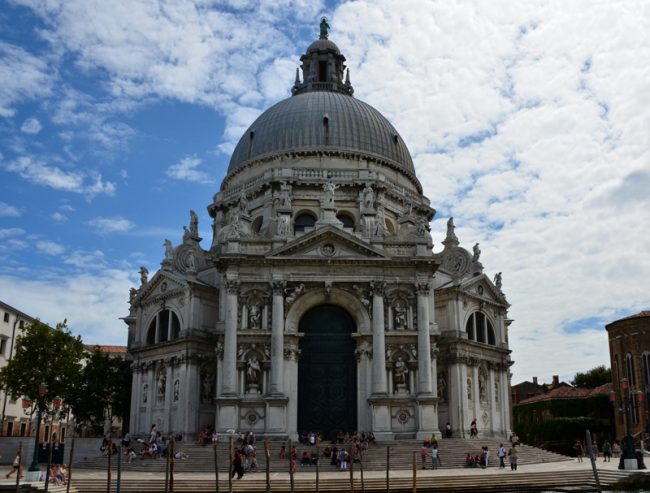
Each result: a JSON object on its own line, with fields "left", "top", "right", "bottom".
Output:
{"left": 186, "top": 246, "right": 197, "bottom": 271}
{"left": 275, "top": 212, "right": 290, "bottom": 236}
{"left": 215, "top": 342, "right": 224, "bottom": 360}
{"left": 324, "top": 281, "right": 332, "bottom": 297}
{"left": 394, "top": 305, "right": 407, "bottom": 330}
{"left": 129, "top": 288, "right": 137, "bottom": 302}
{"left": 417, "top": 215, "right": 429, "bottom": 237}
{"left": 284, "top": 283, "right": 306, "bottom": 312}
{"left": 375, "top": 205, "right": 388, "bottom": 236}
{"left": 173, "top": 380, "right": 179, "bottom": 402}
{"left": 361, "top": 184, "right": 374, "bottom": 209}
{"left": 352, "top": 285, "right": 371, "bottom": 315}
{"left": 322, "top": 173, "right": 340, "bottom": 203}
{"left": 446, "top": 217, "right": 457, "bottom": 240}
{"left": 228, "top": 211, "right": 241, "bottom": 238}
{"left": 283, "top": 347, "right": 301, "bottom": 361}
{"left": 225, "top": 280, "right": 241, "bottom": 295}
{"left": 370, "top": 280, "right": 386, "bottom": 296}
{"left": 415, "top": 282, "right": 431, "bottom": 296}
{"left": 495, "top": 381, "right": 500, "bottom": 404}
{"left": 361, "top": 216, "right": 375, "bottom": 237}
{"left": 142, "top": 383, "right": 148, "bottom": 404}
{"left": 239, "top": 193, "right": 249, "bottom": 215}
{"left": 163, "top": 239, "right": 173, "bottom": 259}
{"left": 482, "top": 410, "right": 489, "bottom": 427}
{"left": 467, "top": 378, "right": 472, "bottom": 401}
{"left": 139, "top": 266, "right": 149, "bottom": 286}
{"left": 270, "top": 280, "right": 286, "bottom": 296}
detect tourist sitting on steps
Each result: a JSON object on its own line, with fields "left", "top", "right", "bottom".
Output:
{"left": 279, "top": 445, "right": 287, "bottom": 459}
{"left": 330, "top": 446, "right": 339, "bottom": 465}
{"left": 311, "top": 450, "right": 318, "bottom": 465}
{"left": 323, "top": 445, "right": 332, "bottom": 458}
{"left": 301, "top": 451, "right": 311, "bottom": 466}
{"left": 337, "top": 431, "right": 345, "bottom": 444}
{"left": 368, "top": 431, "right": 376, "bottom": 443}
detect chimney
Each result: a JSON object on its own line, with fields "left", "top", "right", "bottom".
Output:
{"left": 533, "top": 377, "right": 538, "bottom": 385}
{"left": 552, "top": 375, "right": 559, "bottom": 387}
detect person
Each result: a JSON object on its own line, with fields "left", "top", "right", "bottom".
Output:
{"left": 470, "top": 419, "right": 478, "bottom": 439}
{"left": 101, "top": 435, "right": 110, "bottom": 456}
{"left": 150, "top": 424, "right": 157, "bottom": 444}
{"left": 498, "top": 443, "right": 507, "bottom": 469}
{"left": 280, "top": 445, "right": 287, "bottom": 459}
{"left": 430, "top": 433, "right": 438, "bottom": 449}
{"left": 197, "top": 430, "right": 205, "bottom": 444}
{"left": 612, "top": 440, "right": 621, "bottom": 458}
{"left": 291, "top": 445, "right": 297, "bottom": 460}
{"left": 465, "top": 452, "right": 476, "bottom": 468}
{"left": 126, "top": 447, "right": 136, "bottom": 463}
{"left": 175, "top": 432, "right": 184, "bottom": 442}
{"left": 232, "top": 449, "right": 244, "bottom": 479}
{"left": 212, "top": 430, "right": 219, "bottom": 446}
{"left": 510, "top": 433, "right": 520, "bottom": 445}
{"left": 368, "top": 431, "right": 376, "bottom": 443}
{"left": 174, "top": 451, "right": 189, "bottom": 460}
{"left": 421, "top": 442, "right": 429, "bottom": 470}
{"left": 122, "top": 432, "right": 132, "bottom": 448}
{"left": 155, "top": 432, "right": 164, "bottom": 457}
{"left": 337, "top": 431, "right": 345, "bottom": 444}
{"left": 339, "top": 449, "right": 348, "bottom": 470}
{"left": 484, "top": 446, "right": 490, "bottom": 468}
{"left": 478, "top": 447, "right": 487, "bottom": 468}
{"left": 323, "top": 445, "right": 332, "bottom": 458}
{"left": 603, "top": 440, "right": 611, "bottom": 462}
{"left": 6, "top": 451, "right": 23, "bottom": 479}
{"left": 300, "top": 431, "right": 309, "bottom": 446}
{"left": 301, "top": 451, "right": 311, "bottom": 466}
{"left": 311, "top": 450, "right": 319, "bottom": 465}
{"left": 431, "top": 447, "right": 439, "bottom": 469}
{"left": 591, "top": 442, "right": 598, "bottom": 459}
{"left": 353, "top": 450, "right": 361, "bottom": 463}
{"left": 574, "top": 440, "right": 583, "bottom": 462}
{"left": 361, "top": 441, "right": 369, "bottom": 454}
{"left": 446, "top": 422, "right": 452, "bottom": 438}
{"left": 55, "top": 464, "right": 66, "bottom": 485}
{"left": 250, "top": 447, "right": 259, "bottom": 472}
{"left": 344, "top": 432, "right": 351, "bottom": 443}
{"left": 508, "top": 444, "right": 518, "bottom": 471}
{"left": 308, "top": 431, "right": 316, "bottom": 446}
{"left": 331, "top": 446, "right": 339, "bottom": 466}
{"left": 316, "top": 431, "right": 323, "bottom": 445}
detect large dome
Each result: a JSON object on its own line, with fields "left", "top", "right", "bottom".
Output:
{"left": 227, "top": 91, "right": 415, "bottom": 174}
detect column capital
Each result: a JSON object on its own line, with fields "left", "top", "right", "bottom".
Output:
{"left": 370, "top": 280, "right": 386, "bottom": 296}
{"left": 270, "top": 280, "right": 286, "bottom": 295}
{"left": 414, "top": 282, "right": 431, "bottom": 296}
{"left": 225, "top": 279, "right": 241, "bottom": 294}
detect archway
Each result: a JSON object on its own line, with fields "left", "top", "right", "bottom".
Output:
{"left": 298, "top": 305, "right": 357, "bottom": 441}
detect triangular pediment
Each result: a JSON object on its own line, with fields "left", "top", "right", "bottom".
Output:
{"left": 461, "top": 274, "right": 508, "bottom": 306}
{"left": 134, "top": 271, "right": 188, "bottom": 305}
{"left": 266, "top": 225, "right": 392, "bottom": 261}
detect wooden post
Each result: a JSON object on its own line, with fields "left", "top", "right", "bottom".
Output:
{"left": 412, "top": 452, "right": 417, "bottom": 493}
{"left": 349, "top": 449, "right": 354, "bottom": 493}
{"left": 45, "top": 436, "right": 54, "bottom": 493}
{"left": 214, "top": 442, "right": 220, "bottom": 493}
{"left": 164, "top": 444, "right": 170, "bottom": 493}
{"left": 289, "top": 440, "right": 294, "bottom": 493}
{"left": 229, "top": 435, "right": 233, "bottom": 493}
{"left": 66, "top": 437, "right": 75, "bottom": 493}
{"left": 585, "top": 430, "right": 602, "bottom": 493}
{"left": 106, "top": 440, "right": 112, "bottom": 493}
{"left": 264, "top": 440, "right": 270, "bottom": 493}
{"left": 360, "top": 449, "right": 365, "bottom": 493}
{"left": 169, "top": 438, "right": 175, "bottom": 493}
{"left": 386, "top": 447, "right": 390, "bottom": 493}
{"left": 315, "top": 445, "right": 319, "bottom": 493}
{"left": 116, "top": 444, "right": 122, "bottom": 493}
{"left": 14, "top": 441, "right": 22, "bottom": 493}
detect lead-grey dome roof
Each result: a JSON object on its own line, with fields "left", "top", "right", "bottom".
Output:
{"left": 227, "top": 91, "right": 415, "bottom": 174}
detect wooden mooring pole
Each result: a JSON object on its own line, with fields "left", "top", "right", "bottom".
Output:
{"left": 585, "top": 430, "right": 603, "bottom": 493}
{"left": 229, "top": 435, "right": 233, "bottom": 493}
{"left": 265, "top": 440, "right": 270, "bottom": 493}
{"left": 412, "top": 451, "right": 417, "bottom": 493}
{"left": 214, "top": 441, "right": 220, "bottom": 493}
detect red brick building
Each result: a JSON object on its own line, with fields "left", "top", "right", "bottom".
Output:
{"left": 606, "top": 310, "right": 650, "bottom": 439}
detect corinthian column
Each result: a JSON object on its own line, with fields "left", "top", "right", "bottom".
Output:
{"left": 416, "top": 282, "right": 433, "bottom": 395}
{"left": 370, "top": 280, "right": 387, "bottom": 395}
{"left": 222, "top": 279, "right": 240, "bottom": 396}
{"left": 270, "top": 280, "right": 286, "bottom": 395}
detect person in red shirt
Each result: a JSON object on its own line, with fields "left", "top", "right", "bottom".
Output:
{"left": 420, "top": 442, "right": 430, "bottom": 469}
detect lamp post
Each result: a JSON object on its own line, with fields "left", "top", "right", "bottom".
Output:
{"left": 609, "top": 378, "right": 643, "bottom": 469}
{"left": 21, "top": 382, "right": 62, "bottom": 481}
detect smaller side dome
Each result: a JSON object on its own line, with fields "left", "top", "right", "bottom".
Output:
{"left": 307, "top": 38, "right": 341, "bottom": 55}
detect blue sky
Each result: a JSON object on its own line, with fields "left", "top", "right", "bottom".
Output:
{"left": 1, "top": 0, "right": 649, "bottom": 384}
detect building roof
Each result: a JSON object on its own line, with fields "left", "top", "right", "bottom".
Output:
{"left": 518, "top": 382, "right": 613, "bottom": 404}
{"left": 606, "top": 310, "right": 650, "bottom": 328}
{"left": 0, "top": 300, "right": 35, "bottom": 323}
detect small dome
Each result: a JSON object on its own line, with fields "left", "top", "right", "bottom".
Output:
{"left": 306, "top": 38, "right": 341, "bottom": 55}
{"left": 227, "top": 91, "right": 415, "bottom": 175}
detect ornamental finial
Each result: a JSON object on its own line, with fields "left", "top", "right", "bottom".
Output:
{"left": 320, "top": 17, "right": 330, "bottom": 39}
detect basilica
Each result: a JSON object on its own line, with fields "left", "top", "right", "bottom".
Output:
{"left": 124, "top": 25, "right": 514, "bottom": 441}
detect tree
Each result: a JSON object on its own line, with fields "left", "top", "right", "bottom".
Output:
{"left": 66, "top": 346, "right": 132, "bottom": 435}
{"left": 0, "top": 319, "right": 86, "bottom": 405}
{"left": 571, "top": 365, "right": 612, "bottom": 389}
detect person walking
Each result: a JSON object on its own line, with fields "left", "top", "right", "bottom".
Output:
{"left": 445, "top": 422, "right": 452, "bottom": 438}
{"left": 574, "top": 440, "right": 584, "bottom": 463}
{"left": 498, "top": 443, "right": 507, "bottom": 469}
{"left": 420, "top": 442, "right": 429, "bottom": 470}
{"left": 339, "top": 449, "right": 348, "bottom": 470}
{"left": 603, "top": 440, "right": 611, "bottom": 462}
{"left": 6, "top": 451, "right": 23, "bottom": 479}
{"left": 508, "top": 444, "right": 518, "bottom": 471}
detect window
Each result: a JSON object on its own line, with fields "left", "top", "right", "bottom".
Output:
{"left": 3, "top": 313, "right": 8, "bottom": 323}
{"left": 61, "top": 427, "right": 66, "bottom": 442}
{"left": 44, "top": 425, "right": 50, "bottom": 442}
{"left": 19, "top": 320, "right": 24, "bottom": 328}
{"left": 146, "top": 310, "right": 181, "bottom": 346}
{"left": 336, "top": 214, "right": 354, "bottom": 229}
{"left": 626, "top": 354, "right": 637, "bottom": 386}
{"left": 465, "top": 312, "right": 497, "bottom": 346}
{"left": 19, "top": 423, "right": 26, "bottom": 437}
{"left": 642, "top": 353, "right": 650, "bottom": 385}
{"left": 0, "top": 337, "right": 7, "bottom": 356}
{"left": 294, "top": 213, "right": 316, "bottom": 232}
{"left": 6, "top": 422, "right": 13, "bottom": 437}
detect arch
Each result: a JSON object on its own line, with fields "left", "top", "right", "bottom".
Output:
{"left": 336, "top": 212, "right": 355, "bottom": 229}
{"left": 464, "top": 311, "right": 497, "bottom": 347}
{"left": 294, "top": 212, "right": 317, "bottom": 232}
{"left": 285, "top": 286, "right": 371, "bottom": 334}
{"left": 144, "top": 308, "right": 182, "bottom": 346}
{"left": 251, "top": 216, "right": 263, "bottom": 233}
{"left": 642, "top": 352, "right": 650, "bottom": 385}
{"left": 385, "top": 218, "right": 396, "bottom": 234}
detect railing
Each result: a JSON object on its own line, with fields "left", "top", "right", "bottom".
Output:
{"left": 383, "top": 244, "right": 416, "bottom": 256}
{"left": 240, "top": 242, "right": 272, "bottom": 254}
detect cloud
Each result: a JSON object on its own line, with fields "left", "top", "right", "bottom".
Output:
{"left": 59, "top": 204, "right": 75, "bottom": 211}
{"left": 21, "top": 117, "right": 43, "bottom": 134}
{"left": 35, "top": 240, "right": 65, "bottom": 255}
{"left": 51, "top": 212, "right": 68, "bottom": 222}
{"left": 0, "top": 41, "right": 53, "bottom": 118}
{"left": 87, "top": 216, "right": 136, "bottom": 235}
{"left": 64, "top": 250, "right": 106, "bottom": 269}
{"left": 0, "top": 203, "right": 21, "bottom": 217}
{"left": 2, "top": 156, "right": 116, "bottom": 199}
{"left": 0, "top": 228, "right": 25, "bottom": 239}
{"left": 166, "top": 156, "right": 213, "bottom": 184}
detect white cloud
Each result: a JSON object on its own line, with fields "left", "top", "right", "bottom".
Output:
{"left": 35, "top": 240, "right": 65, "bottom": 255}
{"left": 21, "top": 117, "right": 43, "bottom": 134}
{"left": 166, "top": 156, "right": 213, "bottom": 184}
{"left": 0, "top": 228, "right": 25, "bottom": 239}
{"left": 51, "top": 212, "right": 68, "bottom": 222}
{"left": 64, "top": 250, "right": 106, "bottom": 269}
{"left": 0, "top": 203, "right": 21, "bottom": 217}
{"left": 87, "top": 216, "right": 136, "bottom": 235}
{"left": 120, "top": 169, "right": 128, "bottom": 179}
{"left": 2, "top": 156, "right": 116, "bottom": 199}
{"left": 59, "top": 204, "right": 75, "bottom": 211}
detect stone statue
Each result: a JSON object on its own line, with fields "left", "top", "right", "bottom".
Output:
{"left": 247, "top": 357, "right": 261, "bottom": 386}
{"left": 187, "top": 246, "right": 197, "bottom": 270}
{"left": 446, "top": 217, "right": 457, "bottom": 239}
{"left": 157, "top": 373, "right": 166, "bottom": 404}
{"left": 189, "top": 210, "right": 199, "bottom": 235}
{"left": 467, "top": 378, "right": 472, "bottom": 401}
{"left": 319, "top": 17, "right": 330, "bottom": 38}
{"left": 437, "top": 373, "right": 447, "bottom": 403}
{"left": 494, "top": 272, "right": 502, "bottom": 290}
{"left": 322, "top": 173, "right": 340, "bottom": 203}
{"left": 375, "top": 205, "right": 388, "bottom": 236}
{"left": 249, "top": 302, "right": 261, "bottom": 329}
{"left": 201, "top": 373, "right": 214, "bottom": 402}
{"left": 394, "top": 305, "right": 406, "bottom": 330}
{"left": 352, "top": 285, "right": 370, "bottom": 313}
{"left": 239, "top": 193, "right": 249, "bottom": 215}
{"left": 229, "top": 211, "right": 241, "bottom": 238}
{"left": 473, "top": 243, "right": 481, "bottom": 262}
{"left": 142, "top": 383, "right": 148, "bottom": 404}
{"left": 403, "top": 198, "right": 413, "bottom": 217}
{"left": 129, "top": 287, "right": 137, "bottom": 302}
{"left": 394, "top": 357, "right": 409, "bottom": 392}
{"left": 479, "top": 372, "right": 487, "bottom": 402}
{"left": 279, "top": 181, "right": 292, "bottom": 207}
{"left": 285, "top": 283, "right": 306, "bottom": 311}
{"left": 417, "top": 216, "right": 429, "bottom": 237}
{"left": 139, "top": 266, "right": 149, "bottom": 286}
{"left": 362, "top": 184, "right": 374, "bottom": 209}
{"left": 275, "top": 212, "right": 288, "bottom": 236}
{"left": 173, "top": 380, "right": 179, "bottom": 402}
{"left": 163, "top": 239, "right": 173, "bottom": 259}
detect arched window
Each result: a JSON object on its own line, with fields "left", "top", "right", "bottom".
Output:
{"left": 336, "top": 214, "right": 354, "bottom": 229}
{"left": 146, "top": 309, "right": 181, "bottom": 346}
{"left": 626, "top": 354, "right": 639, "bottom": 424}
{"left": 465, "top": 312, "right": 497, "bottom": 346}
{"left": 294, "top": 213, "right": 316, "bottom": 232}
{"left": 642, "top": 352, "right": 650, "bottom": 386}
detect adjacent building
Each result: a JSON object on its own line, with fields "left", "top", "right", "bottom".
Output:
{"left": 125, "top": 28, "right": 514, "bottom": 441}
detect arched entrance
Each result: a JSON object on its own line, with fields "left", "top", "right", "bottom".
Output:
{"left": 298, "top": 305, "right": 357, "bottom": 441}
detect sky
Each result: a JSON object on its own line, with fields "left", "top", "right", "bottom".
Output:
{"left": 0, "top": 0, "right": 649, "bottom": 385}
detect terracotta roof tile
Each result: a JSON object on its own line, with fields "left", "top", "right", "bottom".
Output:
{"left": 518, "top": 381, "right": 614, "bottom": 404}
{"left": 608, "top": 310, "right": 650, "bottom": 326}
{"left": 588, "top": 382, "right": 613, "bottom": 396}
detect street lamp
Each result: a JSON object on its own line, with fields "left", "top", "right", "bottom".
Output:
{"left": 610, "top": 379, "right": 643, "bottom": 469}
{"left": 22, "top": 383, "right": 62, "bottom": 481}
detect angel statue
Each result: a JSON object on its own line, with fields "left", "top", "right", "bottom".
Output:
{"left": 163, "top": 239, "right": 173, "bottom": 259}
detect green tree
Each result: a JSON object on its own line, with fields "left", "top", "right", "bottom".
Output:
{"left": 66, "top": 346, "right": 132, "bottom": 435}
{"left": 571, "top": 365, "right": 612, "bottom": 389}
{"left": 0, "top": 319, "right": 85, "bottom": 405}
